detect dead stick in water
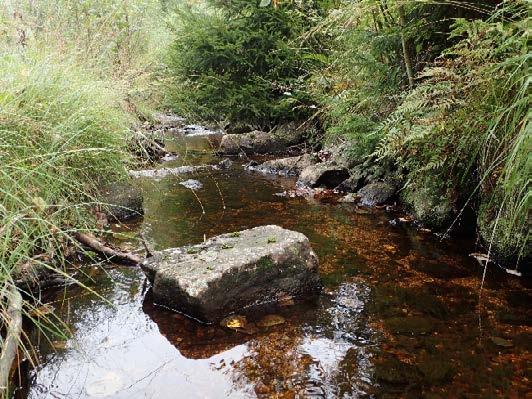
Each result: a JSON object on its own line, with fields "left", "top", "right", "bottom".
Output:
{"left": 0, "top": 285, "right": 23, "bottom": 395}
{"left": 73, "top": 232, "right": 142, "bottom": 265}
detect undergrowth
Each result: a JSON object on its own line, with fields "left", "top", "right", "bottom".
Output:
{"left": 375, "top": 3, "right": 530, "bottom": 264}
{"left": 0, "top": 1, "right": 174, "bottom": 393}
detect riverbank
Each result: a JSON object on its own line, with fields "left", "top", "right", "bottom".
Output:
{"left": 0, "top": 2, "right": 174, "bottom": 395}
{"left": 214, "top": 123, "right": 529, "bottom": 276}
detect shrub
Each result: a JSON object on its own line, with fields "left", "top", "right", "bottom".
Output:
{"left": 310, "top": 0, "right": 494, "bottom": 160}
{"left": 166, "top": 0, "right": 327, "bottom": 131}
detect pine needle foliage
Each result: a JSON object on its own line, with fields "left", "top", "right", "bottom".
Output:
{"left": 165, "top": 0, "right": 329, "bottom": 131}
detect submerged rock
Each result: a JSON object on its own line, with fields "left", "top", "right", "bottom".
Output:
{"left": 297, "top": 162, "right": 349, "bottom": 188}
{"left": 246, "top": 154, "right": 316, "bottom": 177}
{"left": 375, "top": 357, "right": 420, "bottom": 385}
{"left": 219, "top": 129, "right": 304, "bottom": 155}
{"left": 142, "top": 225, "right": 321, "bottom": 323}
{"left": 384, "top": 316, "right": 435, "bottom": 335}
{"left": 99, "top": 181, "right": 143, "bottom": 222}
{"left": 358, "top": 182, "right": 397, "bottom": 206}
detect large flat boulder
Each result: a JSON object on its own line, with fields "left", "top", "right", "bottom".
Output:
{"left": 142, "top": 225, "right": 321, "bottom": 323}
{"left": 219, "top": 129, "right": 304, "bottom": 155}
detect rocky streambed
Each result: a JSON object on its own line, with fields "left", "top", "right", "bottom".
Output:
{"left": 16, "top": 119, "right": 531, "bottom": 399}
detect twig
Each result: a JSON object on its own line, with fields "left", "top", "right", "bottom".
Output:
{"left": 0, "top": 286, "right": 23, "bottom": 395}
{"left": 139, "top": 232, "right": 154, "bottom": 258}
{"left": 73, "top": 232, "right": 142, "bottom": 265}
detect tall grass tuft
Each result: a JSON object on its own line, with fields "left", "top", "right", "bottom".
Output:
{"left": 0, "top": 51, "right": 133, "bottom": 375}
{"left": 0, "top": 1, "right": 174, "bottom": 393}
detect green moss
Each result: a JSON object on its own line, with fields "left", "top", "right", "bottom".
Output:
{"left": 401, "top": 181, "right": 454, "bottom": 230}
{"left": 257, "top": 256, "right": 274, "bottom": 270}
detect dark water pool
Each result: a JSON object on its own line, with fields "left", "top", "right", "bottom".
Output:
{"left": 17, "top": 132, "right": 531, "bottom": 398}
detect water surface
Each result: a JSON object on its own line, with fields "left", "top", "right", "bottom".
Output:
{"left": 18, "top": 131, "right": 531, "bottom": 398}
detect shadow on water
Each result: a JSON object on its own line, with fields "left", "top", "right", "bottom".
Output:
{"left": 17, "top": 131, "right": 531, "bottom": 398}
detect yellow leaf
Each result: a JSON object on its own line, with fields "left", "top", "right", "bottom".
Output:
{"left": 220, "top": 315, "right": 247, "bottom": 329}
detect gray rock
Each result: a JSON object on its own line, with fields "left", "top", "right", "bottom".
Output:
{"left": 99, "top": 181, "right": 143, "bottom": 222}
{"left": 321, "top": 142, "right": 356, "bottom": 169}
{"left": 338, "top": 173, "right": 365, "bottom": 193}
{"left": 179, "top": 179, "right": 203, "bottom": 190}
{"left": 152, "top": 112, "right": 185, "bottom": 128}
{"left": 339, "top": 193, "right": 360, "bottom": 203}
{"left": 297, "top": 162, "right": 349, "bottom": 188}
{"left": 142, "top": 225, "right": 321, "bottom": 323}
{"left": 358, "top": 182, "right": 397, "bottom": 206}
{"left": 402, "top": 185, "right": 453, "bottom": 228}
{"left": 129, "top": 165, "right": 215, "bottom": 179}
{"left": 219, "top": 128, "right": 304, "bottom": 155}
{"left": 218, "top": 158, "right": 233, "bottom": 169}
{"left": 246, "top": 154, "right": 316, "bottom": 177}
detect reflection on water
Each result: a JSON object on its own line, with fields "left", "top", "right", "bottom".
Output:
{"left": 19, "top": 132, "right": 531, "bottom": 398}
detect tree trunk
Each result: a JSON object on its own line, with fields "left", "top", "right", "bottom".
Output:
{"left": 398, "top": 5, "right": 414, "bottom": 90}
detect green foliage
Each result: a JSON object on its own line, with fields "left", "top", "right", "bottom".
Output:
{"left": 0, "top": 50, "right": 131, "bottom": 276}
{"left": 309, "top": 1, "right": 413, "bottom": 159}
{"left": 0, "top": 0, "right": 174, "bottom": 278}
{"left": 310, "top": 0, "right": 494, "bottom": 158}
{"left": 166, "top": 0, "right": 327, "bottom": 130}
{"left": 0, "top": 0, "right": 174, "bottom": 364}
{"left": 306, "top": 0, "right": 528, "bottom": 266}
{"left": 376, "top": 3, "right": 529, "bottom": 263}
{"left": 1, "top": 0, "right": 173, "bottom": 117}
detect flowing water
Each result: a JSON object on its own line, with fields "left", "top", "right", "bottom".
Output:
{"left": 17, "top": 129, "right": 531, "bottom": 398}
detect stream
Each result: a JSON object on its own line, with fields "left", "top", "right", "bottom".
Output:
{"left": 18, "top": 127, "right": 531, "bottom": 398}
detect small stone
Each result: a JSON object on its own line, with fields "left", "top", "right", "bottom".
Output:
{"left": 179, "top": 179, "right": 203, "bottom": 190}
{"left": 339, "top": 193, "right": 359, "bottom": 203}
{"left": 358, "top": 182, "right": 397, "bottom": 206}
{"left": 297, "top": 162, "right": 349, "bottom": 188}
{"left": 489, "top": 336, "right": 513, "bottom": 348}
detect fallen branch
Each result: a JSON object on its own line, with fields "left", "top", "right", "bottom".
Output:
{"left": 0, "top": 286, "right": 23, "bottom": 395}
{"left": 73, "top": 232, "right": 142, "bottom": 265}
